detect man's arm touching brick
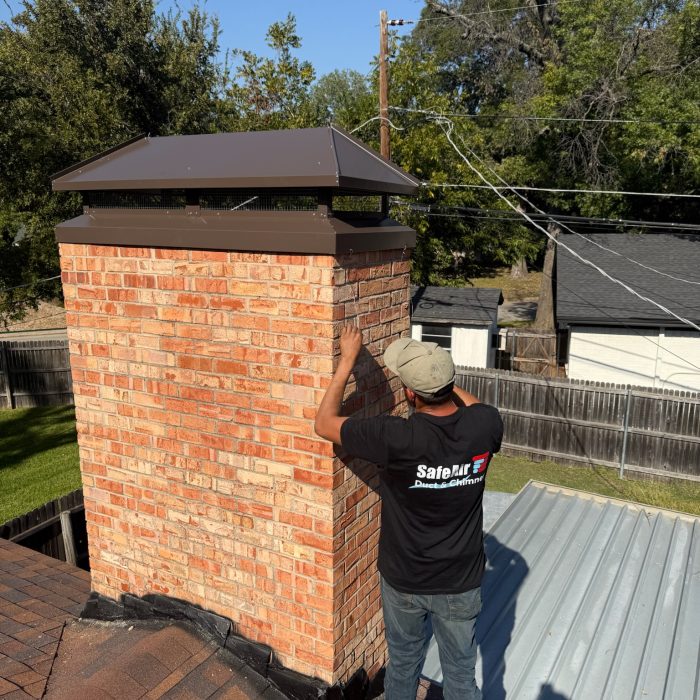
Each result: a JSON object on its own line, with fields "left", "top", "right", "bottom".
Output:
{"left": 314, "top": 325, "right": 363, "bottom": 445}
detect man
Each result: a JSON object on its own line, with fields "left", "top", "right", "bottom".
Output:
{"left": 315, "top": 326, "right": 503, "bottom": 700}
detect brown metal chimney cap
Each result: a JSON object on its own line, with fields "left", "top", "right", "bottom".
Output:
{"left": 51, "top": 126, "right": 421, "bottom": 196}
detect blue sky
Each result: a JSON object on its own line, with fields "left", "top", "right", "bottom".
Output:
{"left": 0, "top": 1, "right": 423, "bottom": 77}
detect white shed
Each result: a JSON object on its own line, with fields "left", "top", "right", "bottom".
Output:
{"left": 410, "top": 286, "right": 503, "bottom": 369}
{"left": 556, "top": 232, "right": 700, "bottom": 392}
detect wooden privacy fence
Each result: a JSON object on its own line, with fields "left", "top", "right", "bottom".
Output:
{"left": 0, "top": 489, "right": 88, "bottom": 569}
{"left": 497, "top": 329, "right": 563, "bottom": 378}
{"left": 0, "top": 338, "right": 73, "bottom": 408}
{"left": 456, "top": 367, "right": 700, "bottom": 481}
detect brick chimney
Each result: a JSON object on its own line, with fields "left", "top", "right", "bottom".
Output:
{"left": 53, "top": 128, "right": 418, "bottom": 684}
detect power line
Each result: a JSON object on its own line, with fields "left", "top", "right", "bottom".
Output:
{"left": 391, "top": 105, "right": 700, "bottom": 126}
{"left": 387, "top": 1, "right": 579, "bottom": 26}
{"left": 1, "top": 309, "right": 66, "bottom": 330}
{"left": 430, "top": 115, "right": 700, "bottom": 332}
{"left": 0, "top": 274, "right": 61, "bottom": 296}
{"left": 446, "top": 132, "right": 700, "bottom": 287}
{"left": 349, "top": 115, "right": 405, "bottom": 134}
{"left": 391, "top": 203, "right": 700, "bottom": 286}
{"left": 391, "top": 200, "right": 700, "bottom": 232}
{"left": 385, "top": 109, "right": 700, "bottom": 285}
{"left": 422, "top": 182, "right": 700, "bottom": 199}
{"left": 384, "top": 109, "right": 699, "bottom": 197}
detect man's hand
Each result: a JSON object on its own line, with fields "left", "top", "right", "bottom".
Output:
{"left": 314, "top": 325, "right": 364, "bottom": 445}
{"left": 339, "top": 325, "right": 362, "bottom": 367}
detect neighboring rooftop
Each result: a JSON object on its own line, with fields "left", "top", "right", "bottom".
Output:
{"left": 52, "top": 127, "right": 420, "bottom": 195}
{"left": 556, "top": 232, "right": 700, "bottom": 327}
{"left": 422, "top": 482, "right": 700, "bottom": 699}
{"left": 411, "top": 286, "right": 503, "bottom": 326}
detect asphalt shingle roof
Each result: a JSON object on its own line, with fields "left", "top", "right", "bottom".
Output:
{"left": 556, "top": 232, "right": 700, "bottom": 327}
{"left": 411, "top": 286, "right": 503, "bottom": 325}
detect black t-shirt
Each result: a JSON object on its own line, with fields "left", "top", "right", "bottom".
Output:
{"left": 340, "top": 403, "right": 503, "bottom": 595}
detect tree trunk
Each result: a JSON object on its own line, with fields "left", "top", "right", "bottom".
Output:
{"left": 533, "top": 223, "right": 560, "bottom": 330}
{"left": 510, "top": 257, "right": 528, "bottom": 278}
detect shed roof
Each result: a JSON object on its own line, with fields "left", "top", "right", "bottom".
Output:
{"left": 422, "top": 482, "right": 700, "bottom": 699}
{"left": 411, "top": 286, "right": 503, "bottom": 325}
{"left": 556, "top": 232, "right": 700, "bottom": 327}
{"left": 52, "top": 127, "right": 421, "bottom": 195}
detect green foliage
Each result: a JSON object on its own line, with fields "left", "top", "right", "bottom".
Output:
{"left": 382, "top": 0, "right": 699, "bottom": 285}
{"left": 1, "top": 1, "right": 697, "bottom": 306}
{"left": 385, "top": 37, "right": 541, "bottom": 285}
{"left": 222, "top": 14, "right": 316, "bottom": 131}
{"left": 0, "top": 0, "right": 223, "bottom": 323}
{"left": 309, "top": 69, "right": 375, "bottom": 130}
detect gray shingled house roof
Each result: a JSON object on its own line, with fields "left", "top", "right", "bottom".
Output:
{"left": 556, "top": 232, "right": 700, "bottom": 327}
{"left": 411, "top": 286, "right": 503, "bottom": 326}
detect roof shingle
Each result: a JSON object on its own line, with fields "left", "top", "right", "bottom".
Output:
{"left": 411, "top": 286, "right": 503, "bottom": 325}
{"left": 556, "top": 232, "right": 700, "bottom": 326}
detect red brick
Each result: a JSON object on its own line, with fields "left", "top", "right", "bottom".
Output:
{"left": 60, "top": 246, "right": 408, "bottom": 684}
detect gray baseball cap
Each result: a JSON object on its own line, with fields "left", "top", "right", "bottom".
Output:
{"left": 383, "top": 338, "right": 455, "bottom": 398}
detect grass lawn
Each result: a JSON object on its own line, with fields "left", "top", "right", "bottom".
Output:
{"left": 468, "top": 267, "right": 542, "bottom": 302}
{"left": 1, "top": 406, "right": 698, "bottom": 524}
{"left": 488, "top": 454, "right": 700, "bottom": 517}
{"left": 0, "top": 406, "right": 81, "bottom": 523}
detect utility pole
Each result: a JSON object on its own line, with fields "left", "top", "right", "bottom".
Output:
{"left": 379, "top": 9, "right": 390, "bottom": 160}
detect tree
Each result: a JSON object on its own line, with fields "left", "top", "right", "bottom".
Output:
{"left": 0, "top": 0, "right": 223, "bottom": 325}
{"left": 384, "top": 28, "right": 542, "bottom": 285}
{"left": 221, "top": 14, "right": 315, "bottom": 131}
{"left": 309, "top": 69, "right": 375, "bottom": 130}
{"left": 386, "top": 0, "right": 699, "bottom": 290}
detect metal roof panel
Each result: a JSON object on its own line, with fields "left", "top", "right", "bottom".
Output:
{"left": 421, "top": 482, "right": 700, "bottom": 699}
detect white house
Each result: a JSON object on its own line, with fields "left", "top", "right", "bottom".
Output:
{"left": 556, "top": 232, "right": 700, "bottom": 392}
{"left": 410, "top": 286, "right": 503, "bottom": 368}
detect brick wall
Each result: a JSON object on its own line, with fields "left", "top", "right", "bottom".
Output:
{"left": 58, "top": 243, "right": 410, "bottom": 683}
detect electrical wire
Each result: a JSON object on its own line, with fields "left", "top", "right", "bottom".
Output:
{"left": 349, "top": 115, "right": 405, "bottom": 134}
{"left": 1, "top": 310, "right": 66, "bottom": 330}
{"left": 428, "top": 114, "right": 700, "bottom": 332}
{"left": 386, "top": 108, "right": 700, "bottom": 286}
{"left": 387, "top": 1, "right": 579, "bottom": 25}
{"left": 390, "top": 200, "right": 700, "bottom": 232}
{"left": 391, "top": 202, "right": 700, "bottom": 287}
{"left": 0, "top": 274, "right": 62, "bottom": 296}
{"left": 346, "top": 108, "right": 700, "bottom": 200}
{"left": 421, "top": 182, "right": 700, "bottom": 199}
{"left": 390, "top": 105, "right": 700, "bottom": 126}
{"left": 445, "top": 130, "right": 700, "bottom": 287}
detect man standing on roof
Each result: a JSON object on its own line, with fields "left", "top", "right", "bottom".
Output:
{"left": 315, "top": 326, "right": 503, "bottom": 700}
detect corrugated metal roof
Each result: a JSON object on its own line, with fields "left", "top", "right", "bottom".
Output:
{"left": 422, "top": 482, "right": 700, "bottom": 699}
{"left": 51, "top": 127, "right": 421, "bottom": 195}
{"left": 411, "top": 286, "right": 503, "bottom": 325}
{"left": 556, "top": 232, "right": 700, "bottom": 327}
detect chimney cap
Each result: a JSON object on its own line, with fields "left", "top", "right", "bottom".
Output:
{"left": 52, "top": 126, "right": 421, "bottom": 196}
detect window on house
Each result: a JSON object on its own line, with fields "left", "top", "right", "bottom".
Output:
{"left": 421, "top": 324, "right": 452, "bottom": 350}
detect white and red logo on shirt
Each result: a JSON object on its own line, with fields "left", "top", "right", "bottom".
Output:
{"left": 410, "top": 452, "right": 493, "bottom": 489}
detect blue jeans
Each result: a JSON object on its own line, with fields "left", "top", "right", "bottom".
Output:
{"left": 381, "top": 576, "right": 482, "bottom": 700}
